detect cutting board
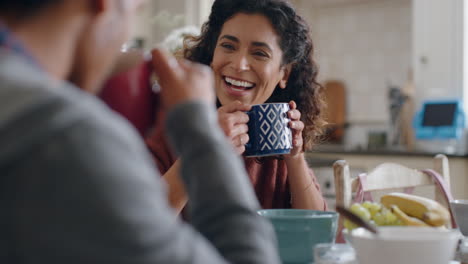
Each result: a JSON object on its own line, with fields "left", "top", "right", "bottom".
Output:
{"left": 323, "top": 80, "right": 346, "bottom": 142}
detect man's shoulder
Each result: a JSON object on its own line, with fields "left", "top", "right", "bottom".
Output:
{"left": 0, "top": 53, "right": 114, "bottom": 130}
{"left": 0, "top": 51, "right": 140, "bottom": 163}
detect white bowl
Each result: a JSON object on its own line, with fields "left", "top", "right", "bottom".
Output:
{"left": 347, "top": 227, "right": 460, "bottom": 264}
{"left": 450, "top": 199, "right": 468, "bottom": 236}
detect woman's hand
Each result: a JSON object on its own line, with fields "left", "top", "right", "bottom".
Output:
{"left": 286, "top": 100, "right": 305, "bottom": 158}
{"left": 217, "top": 101, "right": 252, "bottom": 154}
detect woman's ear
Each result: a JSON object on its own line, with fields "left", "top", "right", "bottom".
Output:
{"left": 279, "top": 64, "right": 292, "bottom": 89}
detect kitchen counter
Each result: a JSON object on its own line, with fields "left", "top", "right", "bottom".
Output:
{"left": 306, "top": 145, "right": 468, "bottom": 199}
{"left": 310, "top": 144, "right": 468, "bottom": 158}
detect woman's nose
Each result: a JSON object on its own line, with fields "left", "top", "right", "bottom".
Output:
{"left": 231, "top": 53, "right": 250, "bottom": 72}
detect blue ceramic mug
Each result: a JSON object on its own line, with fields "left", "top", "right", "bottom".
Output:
{"left": 244, "top": 103, "right": 293, "bottom": 157}
{"left": 257, "top": 209, "right": 339, "bottom": 264}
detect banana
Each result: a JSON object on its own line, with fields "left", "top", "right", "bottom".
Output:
{"left": 389, "top": 205, "right": 429, "bottom": 226}
{"left": 380, "top": 192, "right": 450, "bottom": 227}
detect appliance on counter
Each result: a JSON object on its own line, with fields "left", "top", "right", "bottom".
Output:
{"left": 413, "top": 99, "right": 467, "bottom": 155}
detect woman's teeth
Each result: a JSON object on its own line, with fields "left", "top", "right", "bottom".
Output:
{"left": 224, "top": 77, "right": 254, "bottom": 89}
{"left": 231, "top": 87, "right": 246, "bottom": 92}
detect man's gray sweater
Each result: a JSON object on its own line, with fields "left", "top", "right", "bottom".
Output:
{"left": 0, "top": 51, "right": 280, "bottom": 264}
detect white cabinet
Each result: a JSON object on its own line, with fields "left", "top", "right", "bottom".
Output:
{"left": 412, "top": 0, "right": 464, "bottom": 107}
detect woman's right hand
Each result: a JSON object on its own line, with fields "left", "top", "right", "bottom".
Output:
{"left": 217, "top": 101, "right": 252, "bottom": 154}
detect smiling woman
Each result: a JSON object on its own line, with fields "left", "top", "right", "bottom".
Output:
{"left": 146, "top": 0, "right": 328, "bottom": 213}
{"left": 212, "top": 13, "right": 291, "bottom": 107}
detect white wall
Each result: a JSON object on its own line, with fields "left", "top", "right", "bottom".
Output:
{"left": 295, "top": 0, "right": 412, "bottom": 149}
{"left": 131, "top": 0, "right": 213, "bottom": 49}
{"left": 185, "top": 0, "right": 214, "bottom": 27}
{"left": 130, "top": 1, "right": 158, "bottom": 47}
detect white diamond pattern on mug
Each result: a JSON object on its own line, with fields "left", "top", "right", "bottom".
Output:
{"left": 274, "top": 121, "right": 283, "bottom": 134}
{"left": 257, "top": 104, "right": 292, "bottom": 151}
{"left": 260, "top": 120, "right": 271, "bottom": 135}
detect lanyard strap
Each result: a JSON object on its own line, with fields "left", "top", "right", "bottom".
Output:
{"left": 421, "top": 169, "right": 457, "bottom": 228}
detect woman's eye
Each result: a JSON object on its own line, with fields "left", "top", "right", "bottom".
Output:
{"left": 253, "top": 51, "right": 269, "bottom": 58}
{"left": 220, "top": 43, "right": 235, "bottom": 50}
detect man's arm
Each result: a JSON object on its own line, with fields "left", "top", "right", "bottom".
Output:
{"left": 15, "top": 103, "right": 278, "bottom": 263}
{"left": 167, "top": 101, "right": 280, "bottom": 263}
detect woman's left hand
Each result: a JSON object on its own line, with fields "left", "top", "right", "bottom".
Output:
{"left": 287, "top": 101, "right": 305, "bottom": 158}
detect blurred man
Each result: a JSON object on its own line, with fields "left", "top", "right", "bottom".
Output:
{"left": 0, "top": 0, "right": 279, "bottom": 263}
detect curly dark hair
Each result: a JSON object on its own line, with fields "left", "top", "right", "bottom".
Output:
{"left": 184, "top": 0, "right": 326, "bottom": 149}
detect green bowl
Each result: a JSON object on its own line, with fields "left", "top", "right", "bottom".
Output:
{"left": 258, "top": 209, "right": 338, "bottom": 264}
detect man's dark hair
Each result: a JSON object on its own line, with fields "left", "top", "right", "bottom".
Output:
{"left": 0, "top": 0, "right": 63, "bottom": 16}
